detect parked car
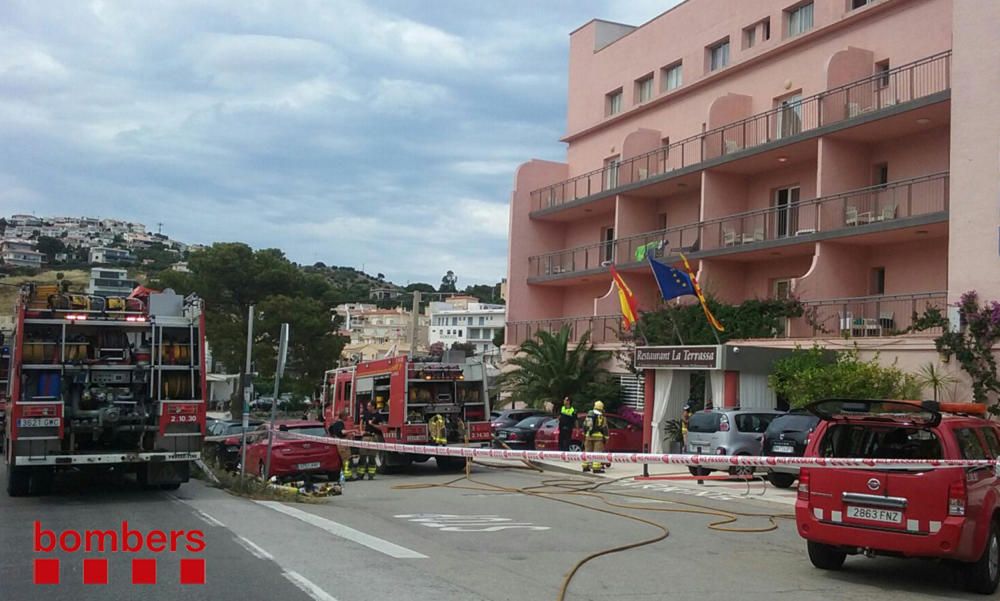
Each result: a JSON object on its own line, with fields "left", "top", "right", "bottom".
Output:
{"left": 242, "top": 420, "right": 341, "bottom": 481}
{"left": 686, "top": 408, "right": 783, "bottom": 476}
{"left": 490, "top": 409, "right": 547, "bottom": 432}
{"left": 534, "top": 412, "right": 643, "bottom": 452}
{"left": 494, "top": 416, "right": 554, "bottom": 449}
{"left": 761, "top": 410, "right": 821, "bottom": 488}
{"left": 796, "top": 399, "right": 1000, "bottom": 593}
{"left": 205, "top": 419, "right": 264, "bottom": 470}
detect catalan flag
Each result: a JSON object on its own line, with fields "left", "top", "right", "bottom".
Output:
{"left": 679, "top": 253, "right": 725, "bottom": 332}
{"left": 609, "top": 264, "right": 639, "bottom": 330}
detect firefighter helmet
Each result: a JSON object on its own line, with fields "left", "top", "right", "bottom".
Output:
{"left": 594, "top": 400, "right": 604, "bottom": 411}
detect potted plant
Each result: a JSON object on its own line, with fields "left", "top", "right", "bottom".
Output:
{"left": 663, "top": 419, "right": 684, "bottom": 454}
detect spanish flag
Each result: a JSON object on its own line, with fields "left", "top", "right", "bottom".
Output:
{"left": 609, "top": 264, "right": 639, "bottom": 330}
{"left": 679, "top": 253, "right": 725, "bottom": 332}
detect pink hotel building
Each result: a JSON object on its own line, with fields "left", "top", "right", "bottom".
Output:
{"left": 505, "top": 0, "right": 1000, "bottom": 390}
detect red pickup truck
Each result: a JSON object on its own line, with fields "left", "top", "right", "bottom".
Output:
{"left": 796, "top": 399, "right": 1000, "bottom": 594}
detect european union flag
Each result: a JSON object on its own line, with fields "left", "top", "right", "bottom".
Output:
{"left": 648, "top": 256, "right": 695, "bottom": 301}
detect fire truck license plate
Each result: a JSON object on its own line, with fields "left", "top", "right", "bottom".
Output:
{"left": 298, "top": 462, "right": 321, "bottom": 470}
{"left": 18, "top": 418, "right": 60, "bottom": 428}
{"left": 771, "top": 444, "right": 795, "bottom": 453}
{"left": 846, "top": 506, "right": 902, "bottom": 524}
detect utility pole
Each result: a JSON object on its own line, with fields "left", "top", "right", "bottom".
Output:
{"left": 239, "top": 305, "right": 254, "bottom": 482}
{"left": 409, "top": 290, "right": 422, "bottom": 357}
{"left": 264, "top": 323, "right": 290, "bottom": 479}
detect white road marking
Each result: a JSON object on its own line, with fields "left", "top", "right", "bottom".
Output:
{"left": 283, "top": 570, "right": 340, "bottom": 601}
{"left": 395, "top": 513, "right": 550, "bottom": 532}
{"left": 234, "top": 535, "right": 274, "bottom": 561}
{"left": 169, "top": 495, "right": 227, "bottom": 527}
{"left": 194, "top": 509, "right": 226, "bottom": 528}
{"left": 256, "top": 501, "right": 427, "bottom": 559}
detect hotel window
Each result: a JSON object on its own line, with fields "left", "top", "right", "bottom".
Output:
{"left": 602, "top": 226, "right": 615, "bottom": 263}
{"left": 786, "top": 2, "right": 814, "bottom": 37}
{"left": 604, "top": 156, "right": 620, "bottom": 189}
{"left": 875, "top": 59, "right": 890, "bottom": 88}
{"left": 635, "top": 74, "right": 654, "bottom": 104}
{"left": 743, "top": 26, "right": 756, "bottom": 50}
{"left": 851, "top": 0, "right": 873, "bottom": 9}
{"left": 606, "top": 88, "right": 623, "bottom": 116}
{"left": 657, "top": 212, "right": 668, "bottom": 231}
{"left": 873, "top": 163, "right": 889, "bottom": 187}
{"left": 661, "top": 62, "right": 682, "bottom": 91}
{"left": 479, "top": 316, "right": 485, "bottom": 325}
{"left": 708, "top": 39, "right": 729, "bottom": 72}
{"left": 870, "top": 267, "right": 886, "bottom": 295}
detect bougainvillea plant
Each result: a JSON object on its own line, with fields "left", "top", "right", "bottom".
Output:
{"left": 934, "top": 291, "right": 1000, "bottom": 409}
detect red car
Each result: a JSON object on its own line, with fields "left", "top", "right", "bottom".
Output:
{"left": 534, "top": 412, "right": 642, "bottom": 452}
{"left": 243, "top": 420, "right": 342, "bottom": 481}
{"left": 796, "top": 399, "right": 1000, "bottom": 594}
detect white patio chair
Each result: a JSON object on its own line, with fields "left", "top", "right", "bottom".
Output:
{"left": 723, "top": 228, "right": 737, "bottom": 247}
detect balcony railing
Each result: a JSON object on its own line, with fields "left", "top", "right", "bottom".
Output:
{"left": 788, "top": 291, "right": 947, "bottom": 338}
{"left": 528, "top": 225, "right": 701, "bottom": 278}
{"left": 699, "top": 172, "right": 949, "bottom": 252}
{"left": 508, "top": 292, "right": 945, "bottom": 348}
{"left": 506, "top": 315, "right": 624, "bottom": 346}
{"left": 529, "top": 172, "right": 948, "bottom": 279}
{"left": 531, "top": 51, "right": 951, "bottom": 212}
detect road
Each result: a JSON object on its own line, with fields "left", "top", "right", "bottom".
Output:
{"left": 0, "top": 460, "right": 984, "bottom": 601}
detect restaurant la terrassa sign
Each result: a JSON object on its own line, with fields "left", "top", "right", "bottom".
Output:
{"left": 635, "top": 346, "right": 721, "bottom": 370}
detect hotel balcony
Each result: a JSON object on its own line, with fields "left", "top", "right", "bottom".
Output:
{"left": 506, "top": 291, "right": 947, "bottom": 347}
{"left": 528, "top": 172, "right": 949, "bottom": 284}
{"left": 529, "top": 51, "right": 951, "bottom": 218}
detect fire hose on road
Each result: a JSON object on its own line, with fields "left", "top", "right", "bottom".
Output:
{"left": 278, "top": 432, "right": 1000, "bottom": 601}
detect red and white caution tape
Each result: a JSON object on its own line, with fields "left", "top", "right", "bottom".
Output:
{"left": 278, "top": 432, "right": 1000, "bottom": 471}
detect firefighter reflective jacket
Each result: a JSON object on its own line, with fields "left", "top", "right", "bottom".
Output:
{"left": 429, "top": 414, "right": 447, "bottom": 445}
{"left": 583, "top": 410, "right": 608, "bottom": 438}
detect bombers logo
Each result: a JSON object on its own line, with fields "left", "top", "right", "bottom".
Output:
{"left": 33, "top": 521, "right": 206, "bottom": 586}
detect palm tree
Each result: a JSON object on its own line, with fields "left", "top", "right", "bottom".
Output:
{"left": 915, "top": 362, "right": 960, "bottom": 402}
{"left": 499, "top": 325, "right": 611, "bottom": 409}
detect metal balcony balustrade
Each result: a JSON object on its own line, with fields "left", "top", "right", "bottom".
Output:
{"left": 529, "top": 172, "right": 948, "bottom": 279}
{"left": 507, "top": 292, "right": 946, "bottom": 347}
{"left": 789, "top": 291, "right": 948, "bottom": 338}
{"left": 530, "top": 51, "right": 951, "bottom": 212}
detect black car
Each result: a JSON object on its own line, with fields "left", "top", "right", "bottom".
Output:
{"left": 489, "top": 409, "right": 547, "bottom": 432}
{"left": 761, "top": 410, "right": 820, "bottom": 488}
{"left": 205, "top": 419, "right": 264, "bottom": 470}
{"left": 494, "top": 416, "right": 554, "bottom": 449}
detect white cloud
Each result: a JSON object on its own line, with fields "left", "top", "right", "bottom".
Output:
{"left": 371, "top": 79, "right": 450, "bottom": 115}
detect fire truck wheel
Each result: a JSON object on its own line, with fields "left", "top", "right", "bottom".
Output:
{"left": 30, "top": 467, "right": 54, "bottom": 495}
{"left": 6, "top": 465, "right": 31, "bottom": 497}
{"left": 436, "top": 457, "right": 468, "bottom": 472}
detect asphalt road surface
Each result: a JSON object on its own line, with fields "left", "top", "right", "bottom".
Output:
{"left": 0, "top": 460, "right": 987, "bottom": 601}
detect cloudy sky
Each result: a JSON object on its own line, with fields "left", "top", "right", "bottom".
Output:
{"left": 0, "top": 0, "right": 680, "bottom": 286}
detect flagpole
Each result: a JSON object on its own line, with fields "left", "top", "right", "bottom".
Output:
{"left": 667, "top": 299, "right": 685, "bottom": 345}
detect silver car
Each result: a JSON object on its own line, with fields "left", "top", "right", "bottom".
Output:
{"left": 686, "top": 409, "right": 783, "bottom": 476}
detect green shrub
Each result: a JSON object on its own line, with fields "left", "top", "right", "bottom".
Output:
{"left": 769, "top": 346, "right": 922, "bottom": 409}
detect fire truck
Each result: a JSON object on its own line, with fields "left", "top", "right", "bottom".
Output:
{"left": 322, "top": 354, "right": 492, "bottom": 471}
{"left": 4, "top": 283, "right": 206, "bottom": 496}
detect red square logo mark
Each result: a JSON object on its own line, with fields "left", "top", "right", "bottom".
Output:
{"left": 180, "top": 558, "right": 205, "bottom": 585}
{"left": 131, "top": 558, "right": 157, "bottom": 585}
{"left": 34, "top": 558, "right": 60, "bottom": 585}
{"left": 83, "top": 558, "right": 108, "bottom": 585}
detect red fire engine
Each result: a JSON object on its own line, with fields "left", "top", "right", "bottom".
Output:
{"left": 322, "top": 354, "right": 492, "bottom": 471}
{"left": 4, "top": 283, "right": 206, "bottom": 496}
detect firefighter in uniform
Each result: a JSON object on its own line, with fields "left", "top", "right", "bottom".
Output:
{"left": 428, "top": 414, "right": 447, "bottom": 445}
{"left": 582, "top": 400, "right": 609, "bottom": 473}
{"left": 558, "top": 397, "right": 576, "bottom": 452}
{"left": 358, "top": 401, "right": 381, "bottom": 480}
{"left": 328, "top": 409, "right": 356, "bottom": 481}
{"left": 681, "top": 404, "right": 692, "bottom": 449}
